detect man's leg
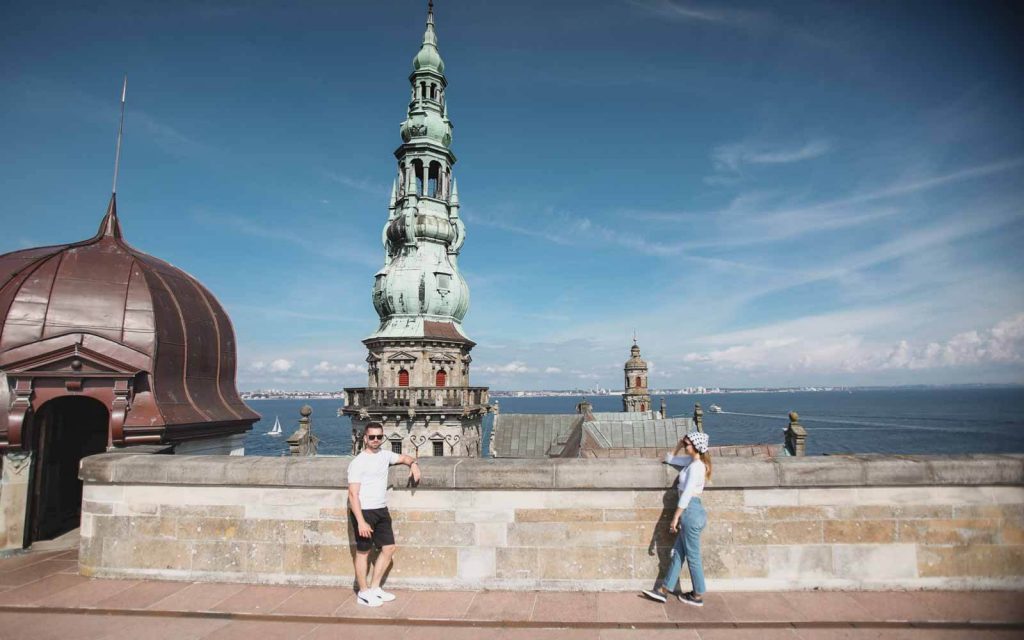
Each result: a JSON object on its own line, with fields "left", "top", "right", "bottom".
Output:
{"left": 369, "top": 544, "right": 396, "bottom": 589}
{"left": 355, "top": 550, "right": 373, "bottom": 592}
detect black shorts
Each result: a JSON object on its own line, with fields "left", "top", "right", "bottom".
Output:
{"left": 350, "top": 507, "right": 395, "bottom": 552}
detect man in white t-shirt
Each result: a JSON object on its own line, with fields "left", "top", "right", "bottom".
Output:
{"left": 347, "top": 422, "right": 420, "bottom": 607}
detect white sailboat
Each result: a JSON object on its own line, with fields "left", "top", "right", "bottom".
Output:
{"left": 267, "top": 416, "right": 283, "bottom": 436}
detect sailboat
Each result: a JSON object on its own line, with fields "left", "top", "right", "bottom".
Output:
{"left": 267, "top": 416, "right": 283, "bottom": 436}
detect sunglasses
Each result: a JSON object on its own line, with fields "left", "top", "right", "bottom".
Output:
{"left": 366, "top": 434, "right": 385, "bottom": 441}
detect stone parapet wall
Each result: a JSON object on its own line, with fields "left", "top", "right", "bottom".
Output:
{"left": 78, "top": 454, "right": 1024, "bottom": 591}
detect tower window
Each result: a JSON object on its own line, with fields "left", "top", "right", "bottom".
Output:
{"left": 635, "top": 376, "right": 642, "bottom": 388}
{"left": 430, "top": 83, "right": 437, "bottom": 99}
{"left": 412, "top": 160, "right": 424, "bottom": 195}
{"left": 428, "top": 162, "right": 441, "bottom": 197}
{"left": 433, "top": 441, "right": 444, "bottom": 457}
{"left": 436, "top": 369, "right": 447, "bottom": 387}
{"left": 398, "top": 369, "right": 409, "bottom": 387}
{"left": 436, "top": 273, "right": 451, "bottom": 290}
{"left": 391, "top": 441, "right": 403, "bottom": 455}
{"left": 421, "top": 81, "right": 427, "bottom": 98}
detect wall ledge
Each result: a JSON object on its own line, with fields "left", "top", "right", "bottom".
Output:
{"left": 79, "top": 453, "right": 1024, "bottom": 490}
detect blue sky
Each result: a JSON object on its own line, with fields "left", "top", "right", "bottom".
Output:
{"left": 2, "top": 0, "right": 1022, "bottom": 391}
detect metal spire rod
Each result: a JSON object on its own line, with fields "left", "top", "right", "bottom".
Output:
{"left": 111, "top": 74, "right": 127, "bottom": 195}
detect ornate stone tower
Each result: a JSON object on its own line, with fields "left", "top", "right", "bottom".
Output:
{"left": 622, "top": 340, "right": 651, "bottom": 413}
{"left": 343, "top": 1, "right": 488, "bottom": 457}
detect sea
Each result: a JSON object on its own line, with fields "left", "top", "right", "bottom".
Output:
{"left": 241, "top": 387, "right": 1024, "bottom": 458}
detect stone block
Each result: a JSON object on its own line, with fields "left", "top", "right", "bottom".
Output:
{"left": 246, "top": 542, "right": 286, "bottom": 574}
{"left": 553, "top": 458, "right": 664, "bottom": 489}
{"left": 763, "top": 506, "right": 831, "bottom": 521}
{"left": 162, "top": 457, "right": 229, "bottom": 485}
{"left": 456, "top": 509, "right": 514, "bottom": 524}
{"left": 390, "top": 509, "right": 456, "bottom": 522}
{"left": 79, "top": 537, "right": 102, "bottom": 568}
{"left": 566, "top": 522, "right": 655, "bottom": 548}
{"left": 282, "top": 544, "right": 350, "bottom": 576}
{"left": 458, "top": 547, "right": 496, "bottom": 581}
{"left": 191, "top": 540, "right": 247, "bottom": 573}
{"left": 767, "top": 545, "right": 832, "bottom": 580}
{"left": 836, "top": 505, "right": 952, "bottom": 520}
{"left": 160, "top": 504, "right": 246, "bottom": 518}
{"left": 862, "top": 457, "right": 934, "bottom": 486}
{"left": 127, "top": 515, "right": 178, "bottom": 539}
{"left": 744, "top": 489, "right": 799, "bottom": 507}
{"left": 454, "top": 459, "right": 554, "bottom": 488}
{"left": 507, "top": 522, "right": 569, "bottom": 547}
{"left": 712, "top": 459, "right": 780, "bottom": 487}
{"left": 823, "top": 519, "right": 896, "bottom": 544}
{"left": 223, "top": 456, "right": 290, "bottom": 486}
{"left": 536, "top": 546, "right": 634, "bottom": 580}
{"left": 113, "top": 502, "right": 159, "bottom": 516}
{"left": 701, "top": 489, "right": 744, "bottom": 508}
{"left": 81, "top": 500, "right": 114, "bottom": 515}
{"left": 515, "top": 509, "right": 601, "bottom": 523}
{"left": 496, "top": 547, "right": 538, "bottom": 580}
{"left": 1001, "top": 518, "right": 1024, "bottom": 545}
{"left": 729, "top": 520, "right": 823, "bottom": 545}
{"left": 386, "top": 546, "right": 457, "bottom": 578}
{"left": 283, "top": 456, "right": 348, "bottom": 488}
{"left": 777, "top": 457, "right": 864, "bottom": 487}
{"left": 632, "top": 490, "right": 679, "bottom": 509}
{"left": 79, "top": 454, "right": 118, "bottom": 483}
{"left": 832, "top": 544, "right": 917, "bottom": 580}
{"left": 918, "top": 544, "right": 1024, "bottom": 578}
{"left": 702, "top": 521, "right": 735, "bottom": 545}
{"left": 393, "top": 521, "right": 474, "bottom": 546}
{"left": 82, "top": 484, "right": 124, "bottom": 504}
{"left": 707, "top": 508, "right": 761, "bottom": 522}
{"left": 298, "top": 520, "right": 349, "bottom": 546}
{"left": 898, "top": 518, "right": 999, "bottom": 545}
{"left": 176, "top": 516, "right": 242, "bottom": 541}
{"left": 798, "top": 488, "right": 859, "bottom": 506}
{"left": 110, "top": 456, "right": 171, "bottom": 484}
{"left": 602, "top": 508, "right": 668, "bottom": 522}
{"left": 389, "top": 457, "right": 459, "bottom": 489}
{"left": 475, "top": 522, "right": 508, "bottom": 547}
{"left": 926, "top": 457, "right": 1023, "bottom": 486}
{"left": 630, "top": 546, "right": 663, "bottom": 579}
{"left": 703, "top": 545, "right": 768, "bottom": 579}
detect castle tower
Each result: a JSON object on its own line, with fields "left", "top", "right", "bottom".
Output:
{"left": 622, "top": 340, "right": 651, "bottom": 413}
{"left": 343, "top": 1, "right": 488, "bottom": 457}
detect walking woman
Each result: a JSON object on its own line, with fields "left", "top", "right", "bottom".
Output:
{"left": 641, "top": 431, "right": 712, "bottom": 606}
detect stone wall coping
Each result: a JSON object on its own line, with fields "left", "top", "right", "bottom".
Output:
{"left": 79, "top": 453, "right": 1024, "bottom": 490}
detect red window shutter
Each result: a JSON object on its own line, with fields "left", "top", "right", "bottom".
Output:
{"left": 436, "top": 370, "right": 447, "bottom": 387}
{"left": 398, "top": 369, "right": 409, "bottom": 387}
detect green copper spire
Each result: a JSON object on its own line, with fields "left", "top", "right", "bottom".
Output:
{"left": 370, "top": 0, "right": 470, "bottom": 341}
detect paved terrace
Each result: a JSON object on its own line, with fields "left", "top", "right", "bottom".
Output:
{"left": 1, "top": 546, "right": 1022, "bottom": 638}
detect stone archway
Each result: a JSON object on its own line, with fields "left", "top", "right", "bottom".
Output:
{"left": 27, "top": 396, "right": 108, "bottom": 545}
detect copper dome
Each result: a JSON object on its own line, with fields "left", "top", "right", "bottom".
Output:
{"left": 0, "top": 195, "right": 258, "bottom": 448}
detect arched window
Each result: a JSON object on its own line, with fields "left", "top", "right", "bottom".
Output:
{"left": 635, "top": 376, "right": 642, "bottom": 388}
{"left": 398, "top": 369, "right": 409, "bottom": 387}
{"left": 412, "top": 160, "right": 424, "bottom": 195}
{"left": 430, "top": 83, "right": 437, "bottom": 99}
{"left": 420, "top": 81, "right": 427, "bottom": 98}
{"left": 640, "top": 403, "right": 646, "bottom": 412}
{"left": 428, "top": 162, "right": 441, "bottom": 197}
{"left": 435, "top": 369, "right": 447, "bottom": 387}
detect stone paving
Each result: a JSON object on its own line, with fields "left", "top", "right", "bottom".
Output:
{"left": 0, "top": 548, "right": 1021, "bottom": 639}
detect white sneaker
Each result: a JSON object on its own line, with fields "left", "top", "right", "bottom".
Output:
{"left": 357, "top": 590, "right": 383, "bottom": 607}
{"left": 372, "top": 587, "right": 396, "bottom": 602}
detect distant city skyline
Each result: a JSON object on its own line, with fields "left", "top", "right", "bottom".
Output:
{"left": 2, "top": 1, "right": 1022, "bottom": 391}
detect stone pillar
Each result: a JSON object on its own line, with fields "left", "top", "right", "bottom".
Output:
{"left": 693, "top": 403, "right": 704, "bottom": 433}
{"left": 785, "top": 411, "right": 807, "bottom": 457}
{"left": 287, "top": 405, "right": 318, "bottom": 457}
{"left": 0, "top": 451, "right": 32, "bottom": 551}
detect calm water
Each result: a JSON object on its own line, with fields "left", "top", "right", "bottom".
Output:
{"left": 242, "top": 387, "right": 1024, "bottom": 457}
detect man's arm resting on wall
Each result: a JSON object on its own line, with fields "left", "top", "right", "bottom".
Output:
{"left": 396, "top": 454, "right": 421, "bottom": 484}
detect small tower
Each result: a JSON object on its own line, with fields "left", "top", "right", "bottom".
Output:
{"left": 622, "top": 339, "right": 651, "bottom": 413}
{"left": 342, "top": 1, "right": 488, "bottom": 457}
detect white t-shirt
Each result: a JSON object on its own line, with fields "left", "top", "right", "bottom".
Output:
{"left": 347, "top": 450, "right": 401, "bottom": 510}
{"left": 665, "top": 453, "right": 706, "bottom": 510}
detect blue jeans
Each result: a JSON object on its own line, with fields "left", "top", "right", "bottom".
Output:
{"left": 662, "top": 498, "right": 707, "bottom": 595}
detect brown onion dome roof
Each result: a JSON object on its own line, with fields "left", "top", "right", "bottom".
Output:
{"left": 0, "top": 195, "right": 258, "bottom": 444}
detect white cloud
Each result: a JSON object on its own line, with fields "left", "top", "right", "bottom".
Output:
{"left": 268, "top": 358, "right": 293, "bottom": 373}
{"left": 544, "top": 367, "right": 562, "bottom": 374}
{"left": 312, "top": 361, "right": 365, "bottom": 374}
{"left": 712, "top": 139, "right": 833, "bottom": 173}
{"left": 481, "top": 361, "right": 534, "bottom": 374}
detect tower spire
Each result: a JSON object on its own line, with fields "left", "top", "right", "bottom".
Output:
{"left": 111, "top": 74, "right": 127, "bottom": 195}
{"left": 423, "top": 0, "right": 437, "bottom": 46}
{"left": 99, "top": 75, "right": 127, "bottom": 240}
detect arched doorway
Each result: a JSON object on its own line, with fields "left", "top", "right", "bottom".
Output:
{"left": 28, "top": 396, "right": 108, "bottom": 545}
{"left": 435, "top": 369, "right": 447, "bottom": 387}
{"left": 398, "top": 369, "right": 410, "bottom": 387}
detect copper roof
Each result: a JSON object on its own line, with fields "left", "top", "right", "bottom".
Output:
{"left": 423, "top": 320, "right": 474, "bottom": 345}
{"left": 0, "top": 196, "right": 258, "bottom": 442}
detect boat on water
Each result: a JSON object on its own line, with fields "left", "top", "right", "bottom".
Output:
{"left": 267, "top": 416, "right": 283, "bottom": 436}
{"left": 709, "top": 404, "right": 723, "bottom": 413}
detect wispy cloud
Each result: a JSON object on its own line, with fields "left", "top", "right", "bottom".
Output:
{"left": 325, "top": 171, "right": 388, "bottom": 197}
{"left": 712, "top": 139, "right": 833, "bottom": 173}
{"left": 628, "top": 0, "right": 764, "bottom": 27}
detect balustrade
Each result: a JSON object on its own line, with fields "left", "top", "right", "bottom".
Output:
{"left": 344, "top": 386, "right": 489, "bottom": 410}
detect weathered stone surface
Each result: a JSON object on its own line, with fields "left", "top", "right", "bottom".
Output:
{"left": 927, "top": 457, "right": 1023, "bottom": 486}
{"left": 729, "top": 520, "right": 823, "bottom": 545}
{"left": 537, "top": 547, "right": 633, "bottom": 580}
{"left": 836, "top": 505, "right": 952, "bottom": 520}
{"left": 507, "top": 522, "right": 569, "bottom": 547}
{"left": 393, "top": 521, "right": 474, "bottom": 546}
{"left": 918, "top": 544, "right": 1024, "bottom": 578}
{"left": 458, "top": 546, "right": 496, "bottom": 580}
{"left": 454, "top": 459, "right": 554, "bottom": 488}
{"left": 712, "top": 459, "right": 780, "bottom": 487}
{"left": 496, "top": 547, "right": 538, "bottom": 579}
{"left": 516, "top": 509, "right": 601, "bottom": 522}
{"left": 832, "top": 544, "right": 918, "bottom": 580}
{"left": 386, "top": 547, "right": 458, "bottom": 578}
{"left": 862, "top": 457, "right": 934, "bottom": 486}
{"left": 763, "top": 506, "right": 831, "bottom": 521}
{"left": 475, "top": 522, "right": 508, "bottom": 547}
{"left": 703, "top": 545, "right": 769, "bottom": 578}
{"left": 601, "top": 508, "right": 667, "bottom": 522}
{"left": 823, "top": 520, "right": 897, "bottom": 544}
{"left": 566, "top": 522, "right": 654, "bottom": 548}
{"left": 767, "top": 545, "right": 832, "bottom": 580}
{"left": 898, "top": 519, "right": 1000, "bottom": 545}
{"left": 777, "top": 457, "right": 864, "bottom": 487}
{"left": 391, "top": 509, "right": 456, "bottom": 522}
{"left": 553, "top": 458, "right": 664, "bottom": 488}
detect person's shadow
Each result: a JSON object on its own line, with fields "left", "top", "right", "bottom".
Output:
{"left": 645, "top": 462, "right": 684, "bottom": 590}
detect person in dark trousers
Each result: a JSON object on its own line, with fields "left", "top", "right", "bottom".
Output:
{"left": 347, "top": 422, "right": 421, "bottom": 607}
{"left": 642, "top": 431, "right": 712, "bottom": 606}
